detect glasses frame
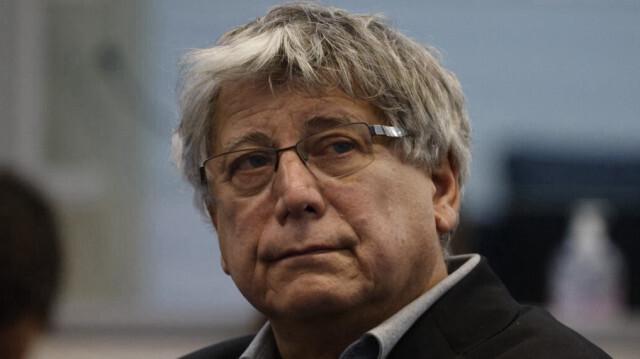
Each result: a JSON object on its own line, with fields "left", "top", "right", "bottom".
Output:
{"left": 199, "top": 122, "right": 408, "bottom": 186}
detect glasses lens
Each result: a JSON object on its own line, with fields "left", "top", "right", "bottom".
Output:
{"left": 300, "top": 123, "right": 374, "bottom": 179}
{"left": 204, "top": 148, "right": 276, "bottom": 196}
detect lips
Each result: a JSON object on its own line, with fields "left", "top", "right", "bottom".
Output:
{"left": 275, "top": 245, "right": 342, "bottom": 261}
{"left": 262, "top": 240, "right": 353, "bottom": 263}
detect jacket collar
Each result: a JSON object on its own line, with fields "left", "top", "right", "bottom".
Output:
{"left": 389, "top": 256, "right": 519, "bottom": 358}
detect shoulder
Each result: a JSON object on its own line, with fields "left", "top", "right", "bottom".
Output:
{"left": 451, "top": 257, "right": 611, "bottom": 358}
{"left": 390, "top": 256, "right": 611, "bottom": 358}
{"left": 179, "top": 335, "right": 255, "bottom": 359}
{"left": 469, "top": 305, "right": 611, "bottom": 358}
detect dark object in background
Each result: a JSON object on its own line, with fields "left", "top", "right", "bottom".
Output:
{"left": 476, "top": 152, "right": 640, "bottom": 307}
{"left": 0, "top": 169, "right": 62, "bottom": 358}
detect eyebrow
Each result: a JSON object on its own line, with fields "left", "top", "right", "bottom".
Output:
{"left": 220, "top": 131, "right": 274, "bottom": 153}
{"left": 303, "top": 116, "right": 354, "bottom": 134}
{"left": 219, "top": 116, "right": 356, "bottom": 154}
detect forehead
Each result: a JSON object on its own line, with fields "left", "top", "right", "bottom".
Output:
{"left": 211, "top": 82, "right": 381, "bottom": 152}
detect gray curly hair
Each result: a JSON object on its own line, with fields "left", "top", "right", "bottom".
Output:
{"left": 172, "top": 1, "right": 471, "bottom": 251}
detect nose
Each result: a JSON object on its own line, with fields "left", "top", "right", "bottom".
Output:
{"left": 273, "top": 144, "right": 307, "bottom": 172}
{"left": 272, "top": 150, "right": 326, "bottom": 222}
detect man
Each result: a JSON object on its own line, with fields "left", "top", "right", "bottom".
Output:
{"left": 172, "top": 2, "right": 610, "bottom": 358}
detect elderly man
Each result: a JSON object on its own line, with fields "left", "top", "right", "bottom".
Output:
{"left": 172, "top": 2, "right": 609, "bottom": 358}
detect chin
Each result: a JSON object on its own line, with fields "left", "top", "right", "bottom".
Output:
{"left": 261, "top": 280, "right": 370, "bottom": 320}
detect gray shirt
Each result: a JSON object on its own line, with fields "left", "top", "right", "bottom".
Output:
{"left": 240, "top": 254, "right": 481, "bottom": 359}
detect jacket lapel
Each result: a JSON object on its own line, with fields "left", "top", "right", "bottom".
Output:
{"left": 388, "top": 257, "right": 519, "bottom": 358}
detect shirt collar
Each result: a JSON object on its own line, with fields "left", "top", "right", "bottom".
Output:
{"left": 240, "top": 324, "right": 278, "bottom": 359}
{"left": 363, "top": 254, "right": 480, "bottom": 359}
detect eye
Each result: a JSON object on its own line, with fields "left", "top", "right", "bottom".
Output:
{"left": 330, "top": 140, "right": 356, "bottom": 154}
{"left": 230, "top": 151, "right": 274, "bottom": 173}
{"left": 305, "top": 133, "right": 362, "bottom": 159}
{"left": 321, "top": 135, "right": 361, "bottom": 156}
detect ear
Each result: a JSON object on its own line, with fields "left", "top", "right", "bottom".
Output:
{"left": 206, "top": 203, "right": 230, "bottom": 275}
{"left": 431, "top": 154, "right": 461, "bottom": 234}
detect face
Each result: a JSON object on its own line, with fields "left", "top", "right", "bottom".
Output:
{"left": 209, "top": 83, "right": 459, "bottom": 326}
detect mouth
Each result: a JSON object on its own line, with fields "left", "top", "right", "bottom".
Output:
{"left": 268, "top": 245, "right": 346, "bottom": 262}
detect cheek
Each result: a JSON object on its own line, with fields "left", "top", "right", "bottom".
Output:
{"left": 215, "top": 198, "right": 270, "bottom": 275}
{"left": 331, "top": 165, "right": 437, "bottom": 266}
{"left": 336, "top": 165, "right": 433, "bottom": 233}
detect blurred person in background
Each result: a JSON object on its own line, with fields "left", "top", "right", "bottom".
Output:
{"left": 172, "top": 2, "right": 610, "bottom": 358}
{"left": 0, "top": 169, "right": 62, "bottom": 359}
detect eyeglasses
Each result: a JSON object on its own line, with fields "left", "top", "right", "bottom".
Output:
{"left": 200, "top": 122, "right": 408, "bottom": 197}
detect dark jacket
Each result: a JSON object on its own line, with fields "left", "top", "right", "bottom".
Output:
{"left": 181, "top": 257, "right": 610, "bottom": 358}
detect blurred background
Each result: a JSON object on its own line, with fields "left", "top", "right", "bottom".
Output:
{"left": 1, "top": 0, "right": 639, "bottom": 358}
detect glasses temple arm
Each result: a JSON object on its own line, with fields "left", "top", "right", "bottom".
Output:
{"left": 369, "top": 125, "right": 408, "bottom": 138}
{"left": 199, "top": 166, "right": 208, "bottom": 184}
